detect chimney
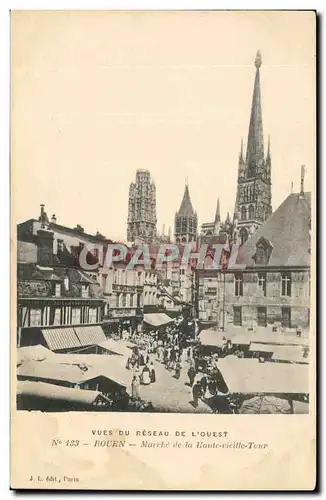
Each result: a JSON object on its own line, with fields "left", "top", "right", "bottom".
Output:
{"left": 37, "top": 228, "right": 54, "bottom": 266}
{"left": 51, "top": 214, "right": 57, "bottom": 223}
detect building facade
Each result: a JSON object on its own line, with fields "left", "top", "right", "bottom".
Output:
{"left": 17, "top": 220, "right": 106, "bottom": 351}
{"left": 197, "top": 190, "right": 311, "bottom": 331}
{"left": 127, "top": 169, "right": 157, "bottom": 243}
{"left": 17, "top": 205, "right": 145, "bottom": 340}
{"left": 174, "top": 183, "right": 198, "bottom": 243}
{"left": 234, "top": 51, "right": 272, "bottom": 245}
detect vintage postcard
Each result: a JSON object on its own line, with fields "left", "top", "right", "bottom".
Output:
{"left": 11, "top": 10, "right": 316, "bottom": 490}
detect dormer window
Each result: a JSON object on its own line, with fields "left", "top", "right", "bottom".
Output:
{"left": 82, "top": 284, "right": 89, "bottom": 298}
{"left": 64, "top": 276, "right": 69, "bottom": 290}
{"left": 254, "top": 237, "right": 273, "bottom": 265}
{"left": 57, "top": 239, "right": 64, "bottom": 253}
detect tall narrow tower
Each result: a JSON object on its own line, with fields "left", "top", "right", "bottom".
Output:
{"left": 174, "top": 182, "right": 198, "bottom": 243}
{"left": 235, "top": 51, "right": 272, "bottom": 245}
{"left": 127, "top": 169, "right": 157, "bottom": 243}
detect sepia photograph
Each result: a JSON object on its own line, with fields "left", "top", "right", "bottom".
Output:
{"left": 10, "top": 9, "right": 316, "bottom": 490}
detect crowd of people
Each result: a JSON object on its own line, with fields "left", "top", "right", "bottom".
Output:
{"left": 121, "top": 317, "right": 235, "bottom": 412}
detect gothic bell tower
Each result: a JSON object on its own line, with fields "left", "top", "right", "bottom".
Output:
{"left": 235, "top": 51, "right": 272, "bottom": 245}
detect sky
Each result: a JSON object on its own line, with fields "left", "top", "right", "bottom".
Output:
{"left": 11, "top": 11, "right": 315, "bottom": 242}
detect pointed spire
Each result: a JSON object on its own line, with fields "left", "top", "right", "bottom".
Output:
{"left": 246, "top": 50, "right": 264, "bottom": 166}
{"left": 214, "top": 198, "right": 221, "bottom": 223}
{"left": 177, "top": 183, "right": 195, "bottom": 216}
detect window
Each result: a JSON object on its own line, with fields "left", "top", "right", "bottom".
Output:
{"left": 126, "top": 293, "right": 130, "bottom": 307}
{"left": 30, "top": 308, "right": 42, "bottom": 327}
{"left": 89, "top": 308, "right": 97, "bottom": 323}
{"left": 133, "top": 294, "right": 137, "bottom": 307}
{"left": 281, "top": 273, "right": 292, "bottom": 296}
{"left": 257, "top": 307, "right": 267, "bottom": 327}
{"left": 64, "top": 276, "right": 69, "bottom": 290}
{"left": 281, "top": 307, "right": 291, "bottom": 328}
{"left": 71, "top": 308, "right": 81, "bottom": 324}
{"left": 81, "top": 285, "right": 88, "bottom": 298}
{"left": 233, "top": 307, "right": 242, "bottom": 326}
{"left": 240, "top": 228, "right": 248, "bottom": 245}
{"left": 121, "top": 294, "right": 127, "bottom": 308}
{"left": 114, "top": 270, "right": 118, "bottom": 284}
{"left": 257, "top": 272, "right": 267, "bottom": 296}
{"left": 55, "top": 283, "right": 61, "bottom": 297}
{"left": 234, "top": 273, "right": 243, "bottom": 296}
{"left": 249, "top": 205, "right": 255, "bottom": 219}
{"left": 241, "top": 206, "right": 247, "bottom": 221}
{"left": 256, "top": 245, "right": 266, "bottom": 265}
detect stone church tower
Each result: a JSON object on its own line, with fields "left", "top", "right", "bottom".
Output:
{"left": 235, "top": 51, "right": 272, "bottom": 245}
{"left": 174, "top": 182, "right": 198, "bottom": 243}
{"left": 127, "top": 169, "right": 157, "bottom": 243}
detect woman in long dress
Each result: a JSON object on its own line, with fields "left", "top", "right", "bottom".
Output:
{"left": 149, "top": 362, "right": 156, "bottom": 383}
{"left": 131, "top": 375, "right": 140, "bottom": 400}
{"left": 141, "top": 365, "right": 151, "bottom": 385}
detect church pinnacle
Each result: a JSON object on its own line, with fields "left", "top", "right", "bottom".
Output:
{"left": 246, "top": 50, "right": 264, "bottom": 170}
{"left": 234, "top": 50, "right": 273, "bottom": 245}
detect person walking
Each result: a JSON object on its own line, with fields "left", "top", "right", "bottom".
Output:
{"left": 131, "top": 375, "right": 140, "bottom": 400}
{"left": 174, "top": 360, "right": 182, "bottom": 380}
{"left": 149, "top": 362, "right": 156, "bottom": 383}
{"left": 192, "top": 381, "right": 203, "bottom": 407}
{"left": 200, "top": 374, "right": 208, "bottom": 396}
{"left": 187, "top": 364, "right": 196, "bottom": 387}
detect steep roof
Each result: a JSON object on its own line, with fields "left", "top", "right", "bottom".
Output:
{"left": 177, "top": 185, "right": 195, "bottom": 216}
{"left": 240, "top": 192, "right": 311, "bottom": 267}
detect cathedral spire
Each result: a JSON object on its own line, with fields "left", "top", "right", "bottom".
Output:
{"left": 246, "top": 50, "right": 264, "bottom": 168}
{"left": 177, "top": 183, "right": 195, "bottom": 216}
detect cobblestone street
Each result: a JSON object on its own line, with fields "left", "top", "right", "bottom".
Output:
{"left": 133, "top": 357, "right": 214, "bottom": 414}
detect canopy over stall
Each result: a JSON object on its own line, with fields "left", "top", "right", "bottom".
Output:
{"left": 198, "top": 329, "right": 226, "bottom": 348}
{"left": 95, "top": 339, "right": 132, "bottom": 357}
{"left": 249, "top": 343, "right": 276, "bottom": 353}
{"left": 17, "top": 380, "right": 109, "bottom": 406}
{"left": 239, "top": 395, "right": 292, "bottom": 414}
{"left": 143, "top": 313, "right": 173, "bottom": 328}
{"left": 217, "top": 356, "right": 309, "bottom": 394}
{"left": 17, "top": 345, "right": 55, "bottom": 364}
{"left": 271, "top": 345, "right": 309, "bottom": 364}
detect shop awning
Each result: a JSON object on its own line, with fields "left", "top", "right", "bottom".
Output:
{"left": 271, "top": 345, "right": 309, "bottom": 363}
{"left": 41, "top": 327, "right": 81, "bottom": 351}
{"left": 143, "top": 313, "right": 173, "bottom": 327}
{"left": 199, "top": 329, "right": 225, "bottom": 348}
{"left": 249, "top": 343, "right": 276, "bottom": 353}
{"left": 74, "top": 325, "right": 106, "bottom": 346}
{"left": 217, "top": 356, "right": 309, "bottom": 394}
